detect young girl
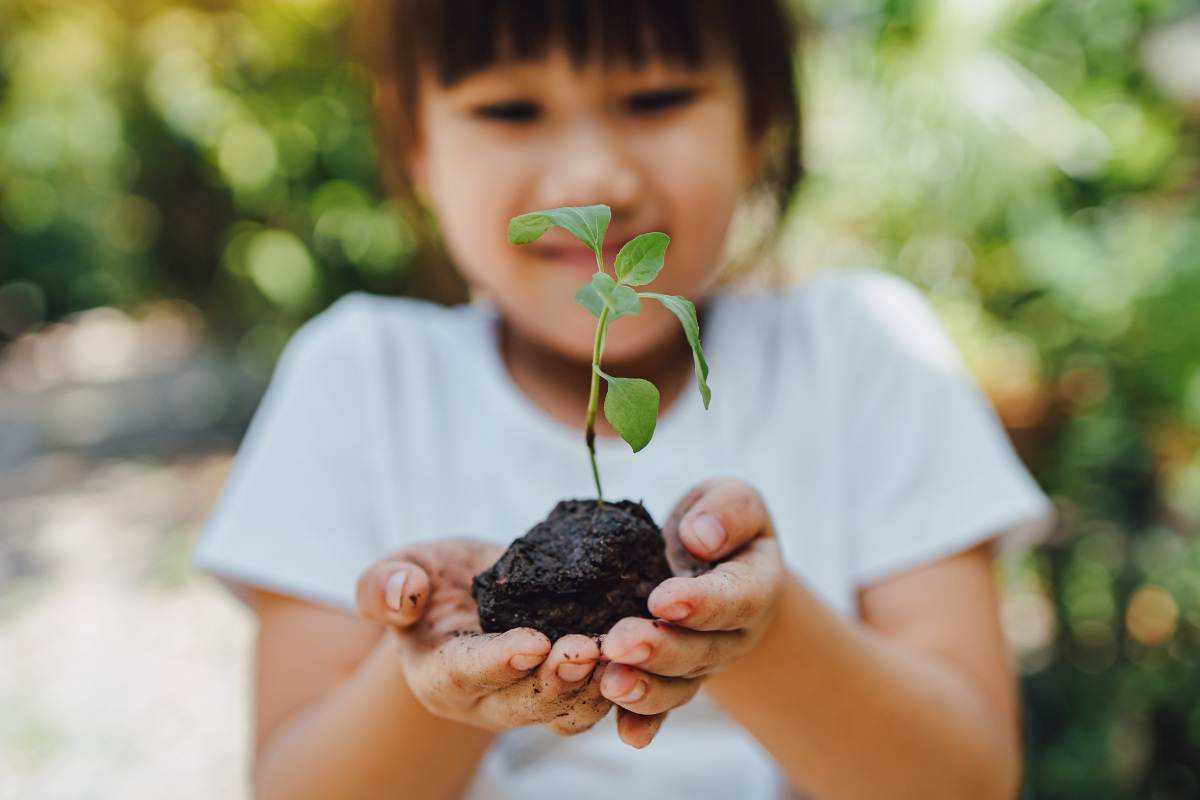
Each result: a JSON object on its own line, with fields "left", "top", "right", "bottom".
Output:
{"left": 194, "top": 1, "right": 1052, "bottom": 798}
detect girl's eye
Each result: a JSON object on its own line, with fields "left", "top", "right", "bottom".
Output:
{"left": 474, "top": 100, "right": 541, "bottom": 123}
{"left": 627, "top": 88, "right": 698, "bottom": 114}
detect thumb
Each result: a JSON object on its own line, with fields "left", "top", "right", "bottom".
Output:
{"left": 356, "top": 558, "right": 432, "bottom": 627}
{"left": 673, "top": 478, "right": 774, "bottom": 563}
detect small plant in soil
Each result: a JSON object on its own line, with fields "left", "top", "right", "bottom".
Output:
{"left": 472, "top": 204, "right": 711, "bottom": 641}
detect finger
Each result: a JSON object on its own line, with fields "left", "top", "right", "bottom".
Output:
{"left": 356, "top": 558, "right": 432, "bottom": 627}
{"left": 435, "top": 627, "right": 552, "bottom": 696}
{"left": 600, "top": 663, "right": 700, "bottom": 716}
{"left": 541, "top": 680, "right": 614, "bottom": 737}
{"left": 668, "top": 478, "right": 775, "bottom": 563}
{"left": 543, "top": 697, "right": 614, "bottom": 736}
{"left": 602, "top": 617, "right": 744, "bottom": 679}
{"left": 543, "top": 634, "right": 601, "bottom": 686}
{"left": 661, "top": 484, "right": 711, "bottom": 577}
{"left": 528, "top": 662, "right": 613, "bottom": 736}
{"left": 616, "top": 707, "right": 668, "bottom": 749}
{"left": 647, "top": 535, "right": 783, "bottom": 631}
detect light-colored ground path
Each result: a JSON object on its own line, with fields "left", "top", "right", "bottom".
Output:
{"left": 0, "top": 453, "right": 253, "bottom": 800}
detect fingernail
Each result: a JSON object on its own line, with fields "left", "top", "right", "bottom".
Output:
{"left": 690, "top": 514, "right": 726, "bottom": 555}
{"left": 618, "top": 680, "right": 647, "bottom": 704}
{"left": 658, "top": 603, "right": 690, "bottom": 621}
{"left": 384, "top": 571, "right": 408, "bottom": 611}
{"left": 510, "top": 654, "right": 544, "bottom": 671}
{"left": 557, "top": 662, "right": 594, "bottom": 683}
{"left": 618, "top": 643, "right": 652, "bottom": 665}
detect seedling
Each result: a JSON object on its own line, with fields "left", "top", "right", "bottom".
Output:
{"left": 474, "top": 205, "right": 707, "bottom": 639}
{"left": 508, "top": 204, "right": 711, "bottom": 502}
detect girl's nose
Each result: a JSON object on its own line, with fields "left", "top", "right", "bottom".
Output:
{"left": 538, "top": 121, "right": 640, "bottom": 212}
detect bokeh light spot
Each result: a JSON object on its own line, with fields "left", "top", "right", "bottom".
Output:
{"left": 280, "top": 0, "right": 351, "bottom": 30}
{"left": 217, "top": 122, "right": 278, "bottom": 190}
{"left": 59, "top": 307, "right": 140, "bottom": 383}
{"left": 1069, "top": 589, "right": 1116, "bottom": 628}
{"left": 66, "top": 98, "right": 123, "bottom": 167}
{"left": 1002, "top": 590, "right": 1057, "bottom": 656}
{"left": 247, "top": 230, "right": 318, "bottom": 308}
{"left": 6, "top": 115, "right": 63, "bottom": 174}
{"left": 1126, "top": 585, "right": 1180, "bottom": 645}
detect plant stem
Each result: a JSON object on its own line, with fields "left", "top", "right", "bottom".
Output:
{"left": 586, "top": 305, "right": 609, "bottom": 504}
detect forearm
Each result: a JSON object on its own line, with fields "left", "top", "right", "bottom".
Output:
{"left": 703, "top": 574, "right": 1020, "bottom": 800}
{"left": 256, "top": 630, "right": 495, "bottom": 800}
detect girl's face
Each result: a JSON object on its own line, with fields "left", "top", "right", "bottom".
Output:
{"left": 408, "top": 46, "right": 763, "bottom": 365}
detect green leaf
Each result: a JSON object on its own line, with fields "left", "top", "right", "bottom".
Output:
{"left": 639, "top": 293, "right": 711, "bottom": 409}
{"left": 590, "top": 272, "right": 618, "bottom": 311}
{"left": 611, "top": 285, "right": 641, "bottom": 318}
{"left": 587, "top": 272, "right": 641, "bottom": 320}
{"left": 614, "top": 232, "right": 669, "bottom": 286}
{"left": 574, "top": 282, "right": 605, "bottom": 319}
{"left": 535, "top": 205, "right": 611, "bottom": 258}
{"left": 508, "top": 213, "right": 554, "bottom": 245}
{"left": 592, "top": 271, "right": 618, "bottom": 293}
{"left": 597, "top": 370, "right": 660, "bottom": 452}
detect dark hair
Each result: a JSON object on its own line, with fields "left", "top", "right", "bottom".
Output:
{"left": 353, "top": 0, "right": 804, "bottom": 299}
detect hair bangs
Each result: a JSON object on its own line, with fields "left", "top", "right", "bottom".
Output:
{"left": 417, "top": 0, "right": 717, "bottom": 86}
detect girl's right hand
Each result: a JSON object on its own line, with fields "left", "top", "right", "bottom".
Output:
{"left": 356, "top": 540, "right": 613, "bottom": 736}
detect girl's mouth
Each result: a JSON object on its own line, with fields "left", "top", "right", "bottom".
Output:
{"left": 535, "top": 240, "right": 636, "bottom": 275}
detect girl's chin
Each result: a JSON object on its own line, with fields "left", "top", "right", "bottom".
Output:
{"left": 502, "top": 303, "right": 679, "bottom": 367}
{"left": 513, "top": 327, "right": 663, "bottom": 368}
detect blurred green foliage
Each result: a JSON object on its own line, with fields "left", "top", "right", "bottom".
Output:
{"left": 786, "top": 0, "right": 1200, "bottom": 794}
{"left": 0, "top": 0, "right": 425, "bottom": 368}
{"left": 2, "top": 0, "right": 1199, "bottom": 796}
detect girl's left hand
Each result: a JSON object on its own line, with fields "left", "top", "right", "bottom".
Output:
{"left": 600, "top": 478, "right": 785, "bottom": 747}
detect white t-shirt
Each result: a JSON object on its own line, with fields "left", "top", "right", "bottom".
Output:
{"left": 195, "top": 269, "right": 1051, "bottom": 800}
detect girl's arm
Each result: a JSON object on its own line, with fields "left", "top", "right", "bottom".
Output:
{"left": 601, "top": 479, "right": 1021, "bottom": 800}
{"left": 248, "top": 587, "right": 496, "bottom": 800}
{"left": 704, "top": 544, "right": 1020, "bottom": 800}
{"left": 249, "top": 538, "right": 617, "bottom": 800}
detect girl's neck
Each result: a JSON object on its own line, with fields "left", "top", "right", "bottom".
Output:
{"left": 498, "top": 313, "right": 701, "bottom": 438}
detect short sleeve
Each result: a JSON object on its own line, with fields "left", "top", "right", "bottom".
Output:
{"left": 193, "top": 294, "right": 385, "bottom": 611}
{"left": 832, "top": 272, "right": 1054, "bottom": 586}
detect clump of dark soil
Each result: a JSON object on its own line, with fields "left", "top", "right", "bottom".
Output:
{"left": 472, "top": 499, "right": 673, "bottom": 641}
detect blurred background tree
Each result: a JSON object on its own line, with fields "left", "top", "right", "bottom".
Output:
{"left": 1, "top": 0, "right": 1198, "bottom": 796}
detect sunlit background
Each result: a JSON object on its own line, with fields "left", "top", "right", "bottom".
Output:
{"left": 1, "top": 0, "right": 1199, "bottom": 797}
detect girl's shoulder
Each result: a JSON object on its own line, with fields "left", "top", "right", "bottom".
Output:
{"left": 283, "top": 292, "right": 490, "bottom": 365}
{"left": 717, "top": 267, "right": 929, "bottom": 321}
{"left": 300, "top": 292, "right": 485, "bottom": 340}
{"left": 715, "top": 267, "right": 950, "bottom": 345}
{"left": 714, "top": 267, "right": 957, "bottom": 365}
{"left": 258, "top": 294, "right": 497, "bottom": 406}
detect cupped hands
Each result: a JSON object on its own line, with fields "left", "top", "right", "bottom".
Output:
{"left": 355, "top": 477, "right": 784, "bottom": 749}
{"left": 356, "top": 540, "right": 612, "bottom": 737}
